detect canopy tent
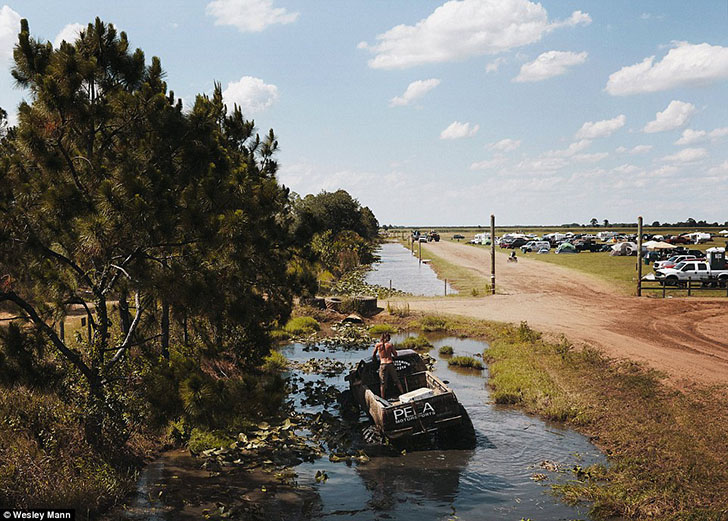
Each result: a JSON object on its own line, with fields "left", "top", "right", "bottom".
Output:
{"left": 610, "top": 242, "right": 636, "bottom": 256}
{"left": 646, "top": 241, "right": 676, "bottom": 251}
{"left": 720, "top": 230, "right": 728, "bottom": 236}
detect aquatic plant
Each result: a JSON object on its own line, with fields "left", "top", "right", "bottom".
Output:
{"left": 421, "top": 315, "right": 448, "bottom": 332}
{"left": 438, "top": 345, "right": 454, "bottom": 355}
{"left": 397, "top": 335, "right": 432, "bottom": 351}
{"left": 368, "top": 324, "right": 398, "bottom": 336}
{"left": 447, "top": 356, "right": 484, "bottom": 370}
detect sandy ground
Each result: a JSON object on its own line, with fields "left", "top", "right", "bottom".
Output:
{"left": 396, "top": 241, "right": 728, "bottom": 386}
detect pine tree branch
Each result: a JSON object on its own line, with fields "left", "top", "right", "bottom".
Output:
{"left": 105, "top": 291, "right": 143, "bottom": 370}
{"left": 0, "top": 291, "right": 95, "bottom": 382}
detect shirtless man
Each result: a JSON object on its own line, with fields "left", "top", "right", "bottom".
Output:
{"left": 372, "top": 333, "right": 405, "bottom": 398}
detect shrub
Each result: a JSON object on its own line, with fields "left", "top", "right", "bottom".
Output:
{"left": 188, "top": 428, "right": 234, "bottom": 455}
{"left": 386, "top": 302, "right": 410, "bottom": 317}
{"left": 420, "top": 315, "right": 447, "bottom": 332}
{"left": 368, "top": 324, "right": 397, "bottom": 336}
{"left": 438, "top": 345, "right": 454, "bottom": 355}
{"left": 262, "top": 350, "right": 288, "bottom": 373}
{"left": 284, "top": 316, "right": 320, "bottom": 335}
{"left": 270, "top": 329, "right": 291, "bottom": 341}
{"left": 447, "top": 356, "right": 484, "bottom": 370}
{"left": 397, "top": 335, "right": 432, "bottom": 351}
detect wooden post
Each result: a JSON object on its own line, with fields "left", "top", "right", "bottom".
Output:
{"left": 637, "top": 216, "right": 643, "bottom": 296}
{"left": 418, "top": 240, "right": 422, "bottom": 264}
{"left": 490, "top": 214, "right": 496, "bottom": 295}
{"left": 444, "top": 279, "right": 447, "bottom": 296}
{"left": 389, "top": 279, "right": 392, "bottom": 291}
{"left": 59, "top": 320, "right": 65, "bottom": 342}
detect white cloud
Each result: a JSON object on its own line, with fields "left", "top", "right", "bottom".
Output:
{"left": 513, "top": 50, "right": 587, "bottom": 82}
{"left": 486, "top": 56, "right": 507, "bottom": 73}
{"left": 0, "top": 5, "right": 21, "bottom": 63}
{"left": 643, "top": 100, "right": 695, "bottom": 133}
{"left": 709, "top": 127, "right": 728, "bottom": 139}
{"left": 547, "top": 139, "right": 591, "bottom": 157}
{"left": 440, "top": 121, "right": 479, "bottom": 139}
{"left": 662, "top": 147, "right": 707, "bottom": 163}
{"left": 222, "top": 76, "right": 279, "bottom": 114}
{"left": 206, "top": 0, "right": 299, "bottom": 32}
{"left": 708, "top": 160, "right": 728, "bottom": 175}
{"left": 359, "top": 0, "right": 590, "bottom": 69}
{"left": 606, "top": 42, "right": 728, "bottom": 96}
{"left": 675, "top": 128, "right": 706, "bottom": 146}
{"left": 389, "top": 78, "right": 441, "bottom": 107}
{"left": 488, "top": 138, "right": 521, "bottom": 152}
{"left": 470, "top": 156, "right": 507, "bottom": 170}
{"left": 572, "top": 152, "right": 608, "bottom": 163}
{"left": 54, "top": 23, "right": 84, "bottom": 48}
{"left": 575, "top": 115, "right": 626, "bottom": 139}
{"left": 616, "top": 144, "right": 652, "bottom": 155}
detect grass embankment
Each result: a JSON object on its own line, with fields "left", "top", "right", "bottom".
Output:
{"left": 414, "top": 314, "right": 728, "bottom": 521}
{"left": 520, "top": 250, "right": 638, "bottom": 294}
{"left": 415, "top": 242, "right": 492, "bottom": 296}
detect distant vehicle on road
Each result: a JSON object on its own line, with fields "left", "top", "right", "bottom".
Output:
{"left": 521, "top": 240, "right": 550, "bottom": 253}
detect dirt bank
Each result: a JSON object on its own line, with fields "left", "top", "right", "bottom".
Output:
{"left": 395, "top": 241, "right": 728, "bottom": 386}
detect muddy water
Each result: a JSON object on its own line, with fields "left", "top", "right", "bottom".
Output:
{"left": 366, "top": 242, "right": 457, "bottom": 296}
{"left": 113, "top": 334, "right": 603, "bottom": 520}
{"left": 287, "top": 334, "right": 603, "bottom": 520}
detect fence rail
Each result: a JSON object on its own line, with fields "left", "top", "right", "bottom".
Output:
{"left": 641, "top": 279, "right": 728, "bottom": 298}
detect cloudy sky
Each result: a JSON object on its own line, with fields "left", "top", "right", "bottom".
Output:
{"left": 1, "top": 1, "right": 727, "bottom": 225}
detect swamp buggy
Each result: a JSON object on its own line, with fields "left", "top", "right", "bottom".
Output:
{"left": 340, "top": 349, "right": 476, "bottom": 449}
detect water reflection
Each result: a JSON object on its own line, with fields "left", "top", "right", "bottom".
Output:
{"left": 366, "top": 242, "right": 457, "bottom": 296}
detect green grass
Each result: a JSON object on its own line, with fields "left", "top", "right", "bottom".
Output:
{"left": 283, "top": 316, "right": 320, "bottom": 335}
{"left": 438, "top": 345, "right": 454, "bottom": 355}
{"left": 368, "top": 323, "right": 398, "bottom": 336}
{"left": 396, "top": 334, "right": 432, "bottom": 351}
{"left": 522, "top": 250, "right": 639, "bottom": 294}
{"left": 447, "top": 355, "right": 484, "bottom": 370}
{"left": 261, "top": 350, "right": 288, "bottom": 373}
{"left": 413, "top": 241, "right": 492, "bottom": 296}
{"left": 420, "top": 315, "right": 448, "bottom": 331}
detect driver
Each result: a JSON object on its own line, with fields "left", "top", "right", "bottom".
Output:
{"left": 372, "top": 333, "right": 405, "bottom": 399}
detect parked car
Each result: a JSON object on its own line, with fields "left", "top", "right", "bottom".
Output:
{"left": 654, "top": 260, "right": 728, "bottom": 286}
{"left": 665, "top": 235, "right": 691, "bottom": 245}
{"left": 452, "top": 234, "right": 465, "bottom": 241}
{"left": 653, "top": 254, "right": 704, "bottom": 270}
{"left": 341, "top": 350, "right": 476, "bottom": 448}
{"left": 537, "top": 247, "right": 550, "bottom": 254}
{"left": 500, "top": 237, "right": 528, "bottom": 249}
{"left": 521, "top": 240, "right": 550, "bottom": 253}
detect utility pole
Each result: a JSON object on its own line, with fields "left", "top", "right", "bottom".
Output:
{"left": 490, "top": 214, "right": 496, "bottom": 295}
{"left": 637, "top": 215, "right": 643, "bottom": 296}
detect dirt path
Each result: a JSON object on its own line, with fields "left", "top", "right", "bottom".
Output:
{"left": 397, "top": 241, "right": 728, "bottom": 386}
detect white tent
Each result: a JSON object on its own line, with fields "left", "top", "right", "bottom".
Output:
{"left": 720, "top": 230, "right": 728, "bottom": 236}
{"left": 610, "top": 242, "right": 636, "bottom": 256}
{"left": 646, "top": 241, "right": 676, "bottom": 251}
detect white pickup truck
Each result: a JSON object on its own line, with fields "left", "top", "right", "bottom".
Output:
{"left": 654, "top": 260, "right": 728, "bottom": 287}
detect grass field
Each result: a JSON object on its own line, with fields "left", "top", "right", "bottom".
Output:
{"left": 390, "top": 227, "right": 727, "bottom": 296}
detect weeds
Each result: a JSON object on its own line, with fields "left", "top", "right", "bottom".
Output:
{"left": 261, "top": 350, "right": 288, "bottom": 373}
{"left": 447, "top": 356, "right": 484, "bottom": 370}
{"left": 420, "top": 315, "right": 448, "bottom": 332}
{"left": 284, "top": 316, "right": 320, "bottom": 335}
{"left": 368, "top": 324, "right": 398, "bottom": 336}
{"left": 386, "top": 301, "right": 410, "bottom": 317}
{"left": 396, "top": 335, "right": 432, "bottom": 351}
{"left": 438, "top": 345, "right": 454, "bottom": 355}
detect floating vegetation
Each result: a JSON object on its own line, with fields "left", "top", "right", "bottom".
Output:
{"left": 396, "top": 335, "right": 433, "bottom": 351}
{"left": 438, "top": 345, "right": 454, "bottom": 355}
{"left": 368, "top": 324, "right": 398, "bottom": 336}
{"left": 447, "top": 356, "right": 484, "bottom": 370}
{"left": 288, "top": 358, "right": 353, "bottom": 376}
{"left": 330, "top": 268, "right": 408, "bottom": 299}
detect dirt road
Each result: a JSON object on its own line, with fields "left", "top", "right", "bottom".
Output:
{"left": 399, "top": 241, "right": 728, "bottom": 386}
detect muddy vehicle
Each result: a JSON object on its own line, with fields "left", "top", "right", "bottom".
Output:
{"left": 341, "top": 349, "right": 476, "bottom": 449}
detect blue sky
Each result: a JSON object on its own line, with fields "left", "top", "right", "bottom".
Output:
{"left": 1, "top": 1, "right": 728, "bottom": 226}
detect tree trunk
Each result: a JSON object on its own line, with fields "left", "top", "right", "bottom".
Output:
{"left": 119, "top": 288, "right": 131, "bottom": 336}
{"left": 161, "top": 299, "right": 170, "bottom": 359}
